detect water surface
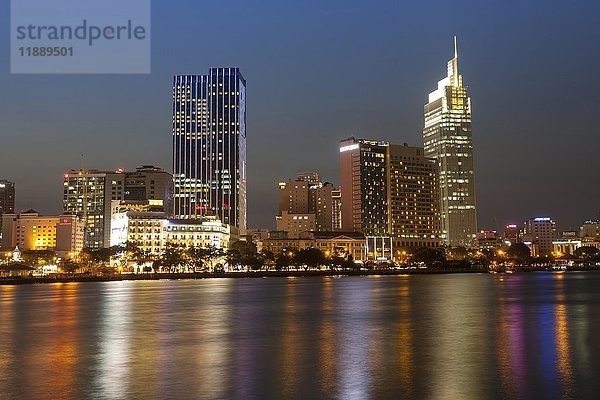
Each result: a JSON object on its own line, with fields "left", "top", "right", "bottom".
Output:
{"left": 1, "top": 273, "right": 599, "bottom": 399}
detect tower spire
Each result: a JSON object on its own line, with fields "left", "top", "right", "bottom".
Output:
{"left": 452, "top": 35, "right": 459, "bottom": 87}
{"left": 454, "top": 35, "right": 458, "bottom": 59}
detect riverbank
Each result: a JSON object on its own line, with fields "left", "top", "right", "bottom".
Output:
{"left": 3, "top": 265, "right": 600, "bottom": 285}
{"left": 1, "top": 267, "right": 490, "bottom": 285}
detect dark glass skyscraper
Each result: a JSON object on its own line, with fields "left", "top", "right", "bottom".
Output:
{"left": 172, "top": 68, "right": 247, "bottom": 232}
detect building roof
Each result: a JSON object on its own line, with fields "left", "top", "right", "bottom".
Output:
{"left": 0, "top": 263, "right": 36, "bottom": 272}
{"left": 302, "top": 231, "right": 366, "bottom": 240}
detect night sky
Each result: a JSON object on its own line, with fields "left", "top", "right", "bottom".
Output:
{"left": 0, "top": 0, "right": 599, "bottom": 232}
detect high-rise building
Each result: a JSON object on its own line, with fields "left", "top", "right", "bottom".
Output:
{"left": 0, "top": 179, "right": 15, "bottom": 240}
{"left": 276, "top": 172, "right": 336, "bottom": 237}
{"left": 123, "top": 166, "right": 174, "bottom": 214}
{"left": 387, "top": 143, "right": 440, "bottom": 248}
{"left": 504, "top": 224, "right": 520, "bottom": 244}
{"left": 0, "top": 180, "right": 15, "bottom": 216}
{"left": 522, "top": 217, "right": 558, "bottom": 257}
{"left": 63, "top": 167, "right": 173, "bottom": 249}
{"left": 339, "top": 138, "right": 389, "bottom": 236}
{"left": 172, "top": 68, "right": 247, "bottom": 233}
{"left": 332, "top": 189, "right": 342, "bottom": 231}
{"left": 423, "top": 36, "right": 477, "bottom": 247}
{"left": 339, "top": 137, "right": 440, "bottom": 248}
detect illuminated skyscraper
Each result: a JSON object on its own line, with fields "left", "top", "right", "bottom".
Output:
{"left": 172, "top": 68, "right": 247, "bottom": 232}
{"left": 423, "top": 36, "right": 477, "bottom": 247}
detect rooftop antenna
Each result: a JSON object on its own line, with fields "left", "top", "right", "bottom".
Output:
{"left": 454, "top": 35, "right": 458, "bottom": 59}
{"left": 452, "top": 35, "right": 459, "bottom": 87}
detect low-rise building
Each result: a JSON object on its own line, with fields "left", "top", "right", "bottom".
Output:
{"left": 1, "top": 210, "right": 84, "bottom": 258}
{"left": 110, "top": 210, "right": 235, "bottom": 255}
{"left": 262, "top": 231, "right": 366, "bottom": 261}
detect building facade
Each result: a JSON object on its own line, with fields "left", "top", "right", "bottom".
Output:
{"left": 261, "top": 231, "right": 366, "bottom": 262}
{"left": 522, "top": 217, "right": 558, "bottom": 257}
{"left": 423, "top": 37, "right": 477, "bottom": 247}
{"left": 0, "top": 180, "right": 15, "bottom": 239}
{"left": 0, "top": 179, "right": 15, "bottom": 216}
{"left": 63, "top": 167, "right": 173, "bottom": 249}
{"left": 276, "top": 173, "right": 336, "bottom": 237}
{"left": 111, "top": 212, "right": 234, "bottom": 256}
{"left": 172, "top": 68, "right": 247, "bottom": 233}
{"left": 387, "top": 143, "right": 440, "bottom": 248}
{"left": 504, "top": 224, "right": 520, "bottom": 245}
{"left": 339, "top": 138, "right": 389, "bottom": 236}
{"left": 339, "top": 137, "right": 441, "bottom": 249}
{"left": 1, "top": 210, "right": 84, "bottom": 257}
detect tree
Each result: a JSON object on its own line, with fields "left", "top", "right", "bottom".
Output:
{"left": 60, "top": 259, "right": 80, "bottom": 274}
{"left": 447, "top": 246, "right": 468, "bottom": 260}
{"left": 21, "top": 250, "right": 57, "bottom": 266}
{"left": 159, "top": 243, "right": 186, "bottom": 272}
{"left": 275, "top": 253, "right": 293, "bottom": 271}
{"left": 507, "top": 243, "right": 531, "bottom": 262}
{"left": 574, "top": 246, "right": 600, "bottom": 259}
{"left": 411, "top": 248, "right": 446, "bottom": 265}
{"left": 226, "top": 241, "right": 261, "bottom": 270}
{"left": 187, "top": 246, "right": 222, "bottom": 272}
{"left": 293, "top": 248, "right": 326, "bottom": 270}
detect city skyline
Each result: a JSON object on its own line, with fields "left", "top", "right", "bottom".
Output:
{"left": 1, "top": 1, "right": 599, "bottom": 233}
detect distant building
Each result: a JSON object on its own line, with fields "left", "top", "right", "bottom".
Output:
{"left": 1, "top": 210, "right": 84, "bottom": 257}
{"left": 580, "top": 220, "right": 600, "bottom": 241}
{"left": 504, "top": 224, "right": 519, "bottom": 245}
{"left": 553, "top": 238, "right": 582, "bottom": 256}
{"left": 522, "top": 217, "right": 558, "bottom": 257}
{"left": 0, "top": 179, "right": 15, "bottom": 238}
{"left": 276, "top": 211, "right": 316, "bottom": 238}
{"left": 172, "top": 69, "right": 247, "bottom": 233}
{"left": 339, "top": 137, "right": 441, "bottom": 252}
{"left": 0, "top": 179, "right": 15, "bottom": 216}
{"left": 332, "top": 189, "right": 342, "bottom": 231}
{"left": 276, "top": 173, "right": 337, "bottom": 237}
{"left": 423, "top": 36, "right": 477, "bottom": 247}
{"left": 262, "top": 231, "right": 366, "bottom": 262}
{"left": 477, "top": 229, "right": 501, "bottom": 250}
{"left": 63, "top": 167, "right": 172, "bottom": 249}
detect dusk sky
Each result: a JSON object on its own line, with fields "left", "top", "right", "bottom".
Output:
{"left": 0, "top": 0, "right": 599, "bottom": 232}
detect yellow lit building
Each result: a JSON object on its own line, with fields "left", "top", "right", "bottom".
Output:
{"left": 1, "top": 210, "right": 84, "bottom": 257}
{"left": 110, "top": 210, "right": 235, "bottom": 256}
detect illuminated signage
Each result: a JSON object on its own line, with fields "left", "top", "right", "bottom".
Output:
{"left": 340, "top": 144, "right": 359, "bottom": 153}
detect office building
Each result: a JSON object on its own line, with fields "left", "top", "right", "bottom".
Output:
{"left": 423, "top": 36, "right": 477, "bottom": 247}
{"left": 0, "top": 180, "right": 15, "bottom": 238}
{"left": 63, "top": 167, "right": 173, "bottom": 249}
{"left": 332, "top": 189, "right": 342, "bottom": 231}
{"left": 387, "top": 143, "right": 440, "bottom": 248}
{"left": 339, "top": 138, "right": 441, "bottom": 250}
{"left": 504, "top": 224, "right": 519, "bottom": 245}
{"left": 172, "top": 68, "right": 247, "bottom": 233}
{"left": 522, "top": 217, "right": 558, "bottom": 257}
{"left": 339, "top": 138, "right": 389, "bottom": 236}
{"left": 276, "top": 172, "right": 336, "bottom": 237}
{"left": 580, "top": 220, "right": 600, "bottom": 241}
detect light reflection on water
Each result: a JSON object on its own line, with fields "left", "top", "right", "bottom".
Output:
{"left": 1, "top": 273, "right": 600, "bottom": 399}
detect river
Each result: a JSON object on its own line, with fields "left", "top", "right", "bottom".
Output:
{"left": 1, "top": 272, "right": 599, "bottom": 399}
